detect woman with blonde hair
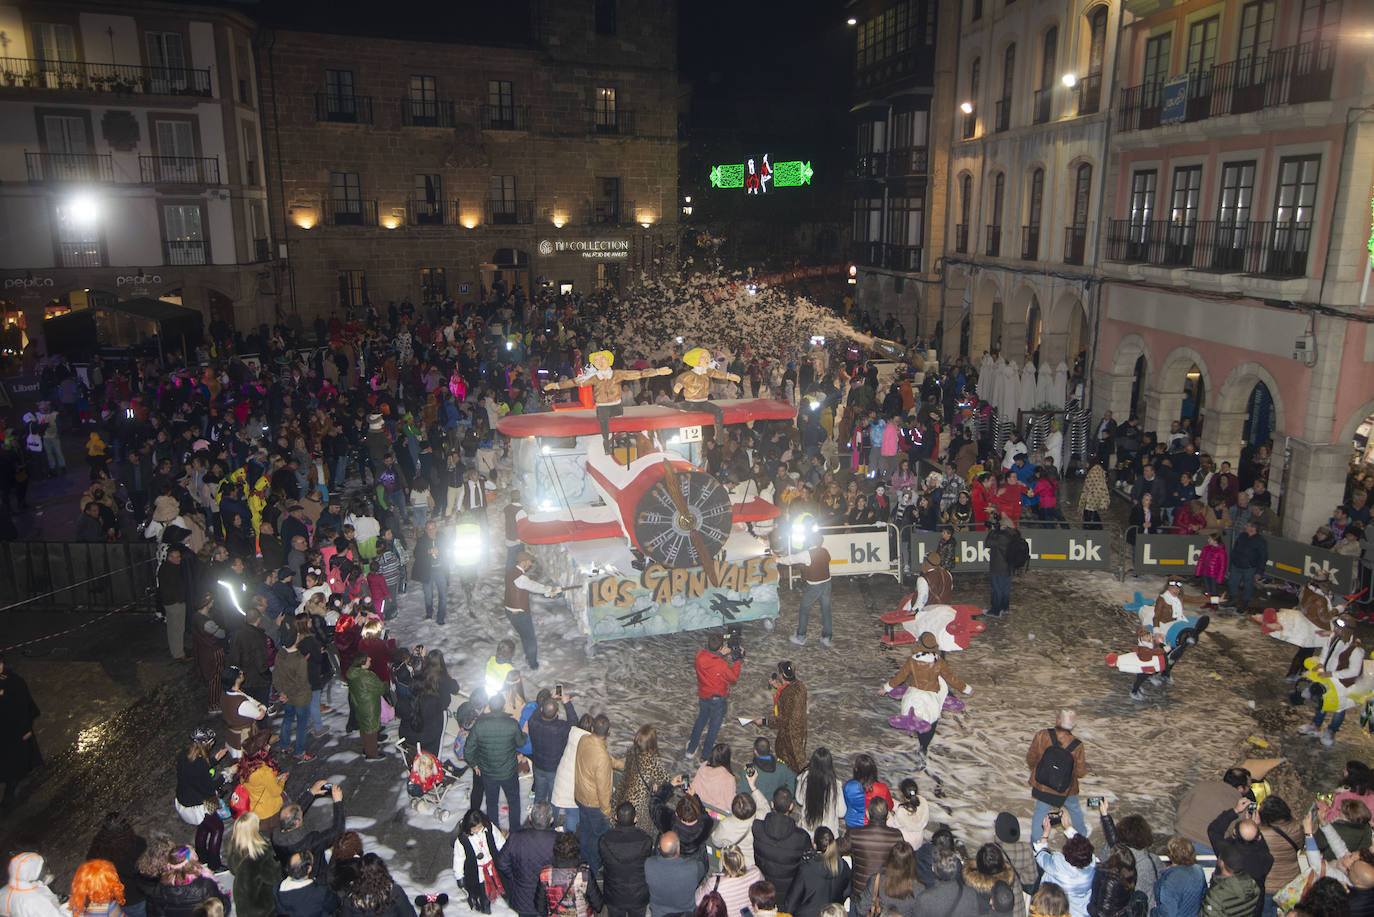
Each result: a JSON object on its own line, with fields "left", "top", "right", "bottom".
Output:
{"left": 695, "top": 845, "right": 762, "bottom": 917}
{"left": 613, "top": 724, "right": 669, "bottom": 834}
{"left": 69, "top": 859, "right": 125, "bottom": 917}
{"left": 1030, "top": 882, "right": 1071, "bottom": 917}
{"left": 223, "top": 813, "right": 282, "bottom": 917}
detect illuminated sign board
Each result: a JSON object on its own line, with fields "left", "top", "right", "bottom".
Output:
{"left": 709, "top": 155, "right": 814, "bottom": 193}
{"left": 537, "top": 238, "right": 629, "bottom": 259}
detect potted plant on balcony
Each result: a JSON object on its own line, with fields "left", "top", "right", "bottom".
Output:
{"left": 3, "top": 70, "right": 17, "bottom": 87}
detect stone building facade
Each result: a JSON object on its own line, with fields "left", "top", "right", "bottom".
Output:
{"left": 259, "top": 2, "right": 680, "bottom": 319}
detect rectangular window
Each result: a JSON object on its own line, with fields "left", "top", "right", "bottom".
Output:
{"left": 1142, "top": 33, "right": 1170, "bottom": 106}
{"left": 330, "top": 171, "right": 362, "bottom": 225}
{"left": 420, "top": 268, "right": 446, "bottom": 301}
{"left": 325, "top": 69, "right": 356, "bottom": 119}
{"left": 1128, "top": 169, "right": 1157, "bottom": 227}
{"left": 1212, "top": 160, "right": 1255, "bottom": 269}
{"left": 338, "top": 269, "right": 367, "bottom": 311}
{"left": 1027, "top": 170, "right": 1044, "bottom": 232}
{"left": 595, "top": 0, "right": 617, "bottom": 36}
{"left": 236, "top": 43, "right": 253, "bottom": 105}
{"left": 408, "top": 75, "right": 438, "bottom": 124}
{"left": 163, "top": 204, "right": 205, "bottom": 265}
{"left": 1169, "top": 165, "right": 1202, "bottom": 225}
{"left": 42, "top": 114, "right": 88, "bottom": 156}
{"left": 1217, "top": 161, "right": 1256, "bottom": 225}
{"left": 972, "top": 0, "right": 983, "bottom": 22}
{"left": 250, "top": 201, "right": 268, "bottom": 260}
{"left": 596, "top": 262, "right": 621, "bottom": 293}
{"left": 594, "top": 87, "right": 617, "bottom": 131}
{"left": 152, "top": 120, "right": 197, "bottom": 182}
{"left": 413, "top": 173, "right": 442, "bottom": 224}
{"left": 146, "top": 31, "right": 188, "bottom": 92}
{"left": 490, "top": 175, "right": 517, "bottom": 224}
{"left": 488, "top": 80, "right": 514, "bottom": 123}
{"left": 55, "top": 201, "right": 102, "bottom": 268}
{"left": 1186, "top": 17, "right": 1219, "bottom": 76}
{"left": 1298, "top": 0, "right": 1340, "bottom": 45}
{"left": 1237, "top": 0, "right": 1275, "bottom": 65}
{"left": 1270, "top": 155, "right": 1319, "bottom": 275}
{"left": 32, "top": 22, "right": 78, "bottom": 64}
{"left": 595, "top": 177, "right": 621, "bottom": 224}
{"left": 1273, "top": 156, "right": 1320, "bottom": 226}
{"left": 242, "top": 123, "right": 259, "bottom": 185}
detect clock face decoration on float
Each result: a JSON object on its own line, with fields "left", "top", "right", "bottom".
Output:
{"left": 632, "top": 460, "right": 733, "bottom": 585}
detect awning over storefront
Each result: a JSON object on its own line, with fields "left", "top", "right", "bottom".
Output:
{"left": 44, "top": 296, "right": 203, "bottom": 362}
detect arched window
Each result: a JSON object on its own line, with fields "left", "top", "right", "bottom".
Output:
{"left": 997, "top": 44, "right": 1015, "bottom": 131}
{"left": 1087, "top": 7, "right": 1108, "bottom": 75}
{"left": 957, "top": 173, "right": 972, "bottom": 252}
{"left": 1025, "top": 168, "right": 1044, "bottom": 259}
{"left": 1066, "top": 163, "right": 1092, "bottom": 264}
{"left": 988, "top": 172, "right": 1005, "bottom": 256}
{"left": 1041, "top": 27, "right": 1058, "bottom": 90}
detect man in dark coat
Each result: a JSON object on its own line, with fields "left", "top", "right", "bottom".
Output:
{"left": 600, "top": 802, "right": 653, "bottom": 917}
{"left": 527, "top": 695, "right": 577, "bottom": 806}
{"left": 0, "top": 653, "right": 41, "bottom": 809}
{"left": 495, "top": 802, "right": 557, "bottom": 917}
{"left": 845, "top": 798, "right": 904, "bottom": 906}
{"left": 985, "top": 520, "right": 1016, "bottom": 618}
{"left": 752, "top": 786, "right": 812, "bottom": 901}
{"left": 913, "top": 847, "right": 982, "bottom": 917}
{"left": 272, "top": 781, "right": 346, "bottom": 879}
{"left": 228, "top": 605, "right": 274, "bottom": 704}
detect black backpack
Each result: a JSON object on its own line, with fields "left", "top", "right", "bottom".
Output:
{"left": 1005, "top": 531, "right": 1031, "bottom": 570}
{"left": 1034, "top": 729, "right": 1080, "bottom": 794}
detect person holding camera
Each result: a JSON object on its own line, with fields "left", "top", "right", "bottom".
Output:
{"left": 686, "top": 633, "right": 743, "bottom": 765}
{"left": 272, "top": 780, "right": 346, "bottom": 881}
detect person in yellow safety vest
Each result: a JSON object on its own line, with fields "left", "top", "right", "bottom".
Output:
{"left": 484, "top": 639, "right": 517, "bottom": 698}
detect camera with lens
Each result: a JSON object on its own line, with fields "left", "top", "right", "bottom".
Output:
{"left": 725, "top": 625, "right": 745, "bottom": 662}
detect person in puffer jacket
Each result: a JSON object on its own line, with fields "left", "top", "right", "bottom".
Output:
{"left": 1087, "top": 845, "right": 1146, "bottom": 917}
{"left": 0, "top": 853, "right": 64, "bottom": 917}
{"left": 1034, "top": 816, "right": 1097, "bottom": 917}
{"left": 1200, "top": 843, "right": 1261, "bottom": 917}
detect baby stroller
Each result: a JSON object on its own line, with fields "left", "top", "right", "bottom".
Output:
{"left": 398, "top": 739, "right": 460, "bottom": 820}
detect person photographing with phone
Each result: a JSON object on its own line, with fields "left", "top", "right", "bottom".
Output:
{"left": 1031, "top": 811, "right": 1096, "bottom": 917}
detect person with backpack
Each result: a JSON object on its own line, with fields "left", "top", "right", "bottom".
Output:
{"left": 1027, "top": 709, "right": 1089, "bottom": 836}
{"left": 985, "top": 517, "right": 1028, "bottom": 619}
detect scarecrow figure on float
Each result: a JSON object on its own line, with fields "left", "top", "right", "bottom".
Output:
{"left": 543, "top": 349, "right": 670, "bottom": 452}
{"left": 672, "top": 347, "right": 741, "bottom": 438}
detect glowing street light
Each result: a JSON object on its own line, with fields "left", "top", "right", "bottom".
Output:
{"left": 1062, "top": 73, "right": 1078, "bottom": 88}
{"left": 960, "top": 101, "right": 974, "bottom": 114}
{"left": 846, "top": 17, "right": 857, "bottom": 25}
{"left": 67, "top": 193, "right": 100, "bottom": 226}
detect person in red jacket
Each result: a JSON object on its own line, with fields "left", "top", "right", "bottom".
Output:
{"left": 685, "top": 632, "right": 743, "bottom": 763}
{"left": 970, "top": 473, "right": 995, "bottom": 530}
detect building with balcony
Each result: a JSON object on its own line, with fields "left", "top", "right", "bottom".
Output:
{"left": 0, "top": 0, "right": 272, "bottom": 353}
{"left": 1092, "top": 0, "right": 1374, "bottom": 540}
{"left": 845, "top": 0, "right": 956, "bottom": 334}
{"left": 937, "top": 0, "right": 1121, "bottom": 368}
{"left": 258, "top": 1, "right": 679, "bottom": 317}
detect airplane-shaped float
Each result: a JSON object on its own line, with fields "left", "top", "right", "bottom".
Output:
{"left": 496, "top": 396, "right": 796, "bottom": 642}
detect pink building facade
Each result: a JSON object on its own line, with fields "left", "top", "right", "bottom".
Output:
{"left": 1093, "top": 0, "right": 1374, "bottom": 540}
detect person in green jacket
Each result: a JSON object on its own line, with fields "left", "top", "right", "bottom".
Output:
{"left": 463, "top": 694, "right": 526, "bottom": 830}
{"left": 224, "top": 812, "right": 283, "bottom": 917}
{"left": 347, "top": 656, "right": 386, "bottom": 760}
{"left": 1200, "top": 843, "right": 1261, "bottom": 917}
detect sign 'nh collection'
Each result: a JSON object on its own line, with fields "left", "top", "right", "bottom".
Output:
{"left": 537, "top": 239, "right": 629, "bottom": 259}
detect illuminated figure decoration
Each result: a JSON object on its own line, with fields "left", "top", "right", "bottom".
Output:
{"left": 745, "top": 154, "right": 772, "bottom": 194}
{"left": 711, "top": 158, "right": 812, "bottom": 191}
